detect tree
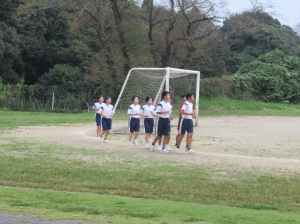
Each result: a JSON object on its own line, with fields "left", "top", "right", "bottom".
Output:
{"left": 0, "top": 0, "right": 24, "bottom": 84}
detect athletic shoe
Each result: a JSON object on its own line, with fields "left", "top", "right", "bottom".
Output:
{"left": 162, "top": 149, "right": 169, "bottom": 154}
{"left": 185, "top": 146, "right": 189, "bottom": 152}
{"left": 97, "top": 136, "right": 101, "bottom": 141}
{"left": 175, "top": 148, "right": 181, "bottom": 154}
{"left": 187, "top": 148, "right": 195, "bottom": 154}
{"left": 157, "top": 145, "right": 162, "bottom": 151}
{"left": 145, "top": 143, "right": 149, "bottom": 149}
{"left": 128, "top": 141, "right": 133, "bottom": 146}
{"left": 103, "top": 139, "right": 108, "bottom": 143}
{"left": 165, "top": 144, "right": 171, "bottom": 151}
{"left": 133, "top": 140, "right": 138, "bottom": 145}
{"left": 151, "top": 144, "right": 155, "bottom": 152}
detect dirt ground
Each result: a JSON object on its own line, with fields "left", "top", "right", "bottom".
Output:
{"left": 2, "top": 116, "right": 300, "bottom": 175}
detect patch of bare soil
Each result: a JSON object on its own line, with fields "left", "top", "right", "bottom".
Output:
{"left": 2, "top": 116, "right": 300, "bottom": 175}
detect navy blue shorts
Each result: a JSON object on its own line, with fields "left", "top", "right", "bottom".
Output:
{"left": 155, "top": 117, "right": 170, "bottom": 137}
{"left": 143, "top": 118, "right": 154, "bottom": 134}
{"left": 102, "top": 118, "right": 112, "bottom": 131}
{"left": 95, "top": 113, "right": 101, "bottom": 126}
{"left": 128, "top": 117, "right": 140, "bottom": 132}
{"left": 179, "top": 118, "right": 193, "bottom": 135}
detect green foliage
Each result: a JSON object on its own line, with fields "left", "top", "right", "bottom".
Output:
{"left": 38, "top": 64, "right": 84, "bottom": 93}
{"left": 233, "top": 49, "right": 300, "bottom": 103}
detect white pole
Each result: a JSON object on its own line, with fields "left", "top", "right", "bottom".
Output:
{"left": 52, "top": 91, "right": 54, "bottom": 110}
{"left": 154, "top": 76, "right": 166, "bottom": 105}
{"left": 195, "top": 71, "right": 200, "bottom": 127}
{"left": 165, "top": 67, "right": 170, "bottom": 91}
{"left": 114, "top": 68, "right": 134, "bottom": 112}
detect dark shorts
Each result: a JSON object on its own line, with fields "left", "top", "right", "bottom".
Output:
{"left": 102, "top": 118, "right": 112, "bottom": 131}
{"left": 179, "top": 118, "right": 193, "bottom": 135}
{"left": 155, "top": 117, "right": 170, "bottom": 137}
{"left": 128, "top": 117, "right": 140, "bottom": 132}
{"left": 143, "top": 118, "right": 154, "bottom": 134}
{"left": 95, "top": 113, "right": 101, "bottom": 126}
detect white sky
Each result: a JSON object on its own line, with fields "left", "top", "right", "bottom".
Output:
{"left": 227, "top": 0, "right": 300, "bottom": 28}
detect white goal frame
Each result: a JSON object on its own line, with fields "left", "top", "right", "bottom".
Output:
{"left": 114, "top": 67, "right": 201, "bottom": 126}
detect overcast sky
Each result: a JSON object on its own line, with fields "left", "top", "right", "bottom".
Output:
{"left": 225, "top": 0, "right": 300, "bottom": 28}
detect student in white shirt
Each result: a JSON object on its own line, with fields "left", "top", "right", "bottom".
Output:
{"left": 176, "top": 93, "right": 197, "bottom": 154}
{"left": 127, "top": 96, "right": 143, "bottom": 146}
{"left": 157, "top": 96, "right": 173, "bottom": 151}
{"left": 140, "top": 96, "right": 156, "bottom": 149}
{"left": 99, "top": 96, "right": 114, "bottom": 143}
{"left": 151, "top": 91, "right": 172, "bottom": 154}
{"left": 93, "top": 95, "right": 105, "bottom": 141}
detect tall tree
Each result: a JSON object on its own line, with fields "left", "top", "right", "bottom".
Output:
{"left": 0, "top": 0, "right": 24, "bottom": 84}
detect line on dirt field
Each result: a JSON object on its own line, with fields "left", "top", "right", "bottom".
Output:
{"left": 79, "top": 128, "right": 300, "bottom": 163}
{"left": 79, "top": 129, "right": 96, "bottom": 140}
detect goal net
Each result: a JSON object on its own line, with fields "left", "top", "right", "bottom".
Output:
{"left": 113, "top": 67, "right": 200, "bottom": 133}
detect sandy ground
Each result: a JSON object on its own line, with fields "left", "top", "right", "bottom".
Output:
{"left": 2, "top": 116, "right": 300, "bottom": 175}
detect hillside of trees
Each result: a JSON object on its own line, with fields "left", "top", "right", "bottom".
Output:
{"left": 1, "top": 0, "right": 300, "bottom": 108}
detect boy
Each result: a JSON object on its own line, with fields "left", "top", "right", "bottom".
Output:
{"left": 176, "top": 93, "right": 197, "bottom": 154}
{"left": 99, "top": 96, "right": 114, "bottom": 143}
{"left": 151, "top": 91, "right": 172, "bottom": 154}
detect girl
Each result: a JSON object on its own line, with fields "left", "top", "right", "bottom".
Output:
{"left": 127, "top": 96, "right": 142, "bottom": 145}
{"left": 140, "top": 96, "right": 156, "bottom": 149}
{"left": 99, "top": 96, "right": 114, "bottom": 143}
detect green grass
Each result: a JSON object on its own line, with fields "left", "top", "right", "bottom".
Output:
{"left": 1, "top": 186, "right": 300, "bottom": 224}
{"left": 1, "top": 139, "right": 300, "bottom": 223}
{"left": 199, "top": 98, "right": 300, "bottom": 116}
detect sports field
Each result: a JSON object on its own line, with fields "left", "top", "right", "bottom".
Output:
{"left": 0, "top": 104, "right": 300, "bottom": 223}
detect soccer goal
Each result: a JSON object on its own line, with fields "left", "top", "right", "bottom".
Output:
{"left": 114, "top": 67, "right": 200, "bottom": 131}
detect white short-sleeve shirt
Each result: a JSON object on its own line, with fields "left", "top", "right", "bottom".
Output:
{"left": 93, "top": 102, "right": 105, "bottom": 113}
{"left": 99, "top": 104, "right": 114, "bottom": 118}
{"left": 128, "top": 104, "right": 141, "bottom": 118}
{"left": 141, "top": 104, "right": 155, "bottom": 119}
{"left": 155, "top": 100, "right": 172, "bottom": 118}
{"left": 181, "top": 101, "right": 194, "bottom": 119}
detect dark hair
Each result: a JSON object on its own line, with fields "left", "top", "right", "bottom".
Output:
{"left": 98, "top": 95, "right": 103, "bottom": 99}
{"left": 181, "top": 94, "right": 186, "bottom": 99}
{"left": 131, "top": 96, "right": 138, "bottom": 102}
{"left": 161, "top": 91, "right": 170, "bottom": 100}
{"left": 104, "top": 96, "right": 111, "bottom": 103}
{"left": 185, "top": 93, "right": 194, "bottom": 100}
{"left": 145, "top": 96, "right": 153, "bottom": 102}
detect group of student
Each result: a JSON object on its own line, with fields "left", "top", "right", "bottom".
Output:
{"left": 93, "top": 91, "right": 197, "bottom": 154}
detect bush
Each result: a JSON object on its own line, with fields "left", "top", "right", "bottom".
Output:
{"left": 233, "top": 49, "right": 300, "bottom": 103}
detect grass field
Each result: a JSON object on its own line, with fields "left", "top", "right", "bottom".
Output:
{"left": 1, "top": 98, "right": 300, "bottom": 223}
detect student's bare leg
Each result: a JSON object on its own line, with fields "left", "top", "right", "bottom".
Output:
{"left": 152, "top": 135, "right": 161, "bottom": 145}
{"left": 128, "top": 132, "right": 133, "bottom": 142}
{"left": 158, "top": 137, "right": 162, "bottom": 145}
{"left": 97, "top": 126, "right": 101, "bottom": 136}
{"left": 104, "top": 130, "right": 109, "bottom": 139}
{"left": 176, "top": 133, "right": 180, "bottom": 146}
{"left": 134, "top": 131, "right": 139, "bottom": 140}
{"left": 166, "top": 132, "right": 171, "bottom": 145}
{"left": 145, "top": 133, "right": 150, "bottom": 143}
{"left": 162, "top": 135, "right": 168, "bottom": 149}
{"left": 187, "top": 133, "right": 193, "bottom": 148}
{"left": 177, "top": 134, "right": 185, "bottom": 148}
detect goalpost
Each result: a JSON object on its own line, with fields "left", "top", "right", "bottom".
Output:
{"left": 114, "top": 67, "right": 200, "bottom": 131}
